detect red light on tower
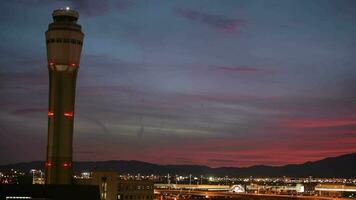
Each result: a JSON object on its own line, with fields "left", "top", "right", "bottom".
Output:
{"left": 62, "top": 162, "right": 71, "bottom": 168}
{"left": 48, "top": 111, "right": 54, "bottom": 117}
{"left": 70, "top": 63, "right": 76, "bottom": 67}
{"left": 64, "top": 112, "right": 73, "bottom": 117}
{"left": 48, "top": 60, "right": 55, "bottom": 66}
{"left": 45, "top": 161, "right": 52, "bottom": 167}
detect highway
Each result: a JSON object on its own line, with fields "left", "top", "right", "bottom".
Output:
{"left": 155, "top": 189, "right": 349, "bottom": 200}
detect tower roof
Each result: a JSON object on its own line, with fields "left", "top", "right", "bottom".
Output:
{"left": 52, "top": 7, "right": 79, "bottom": 21}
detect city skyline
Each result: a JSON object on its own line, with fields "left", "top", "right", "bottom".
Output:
{"left": 1, "top": 0, "right": 356, "bottom": 167}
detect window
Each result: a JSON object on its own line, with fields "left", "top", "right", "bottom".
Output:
{"left": 46, "top": 38, "right": 82, "bottom": 45}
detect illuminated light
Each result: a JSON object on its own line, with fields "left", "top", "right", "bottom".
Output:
{"left": 65, "top": 6, "right": 70, "bottom": 10}
{"left": 48, "top": 61, "right": 55, "bottom": 66}
{"left": 45, "top": 161, "right": 52, "bottom": 167}
{"left": 64, "top": 112, "right": 73, "bottom": 117}
{"left": 48, "top": 111, "right": 54, "bottom": 117}
{"left": 63, "top": 162, "right": 71, "bottom": 168}
{"left": 70, "top": 63, "right": 76, "bottom": 67}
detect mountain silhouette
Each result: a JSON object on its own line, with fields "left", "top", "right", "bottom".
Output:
{"left": 1, "top": 153, "right": 355, "bottom": 178}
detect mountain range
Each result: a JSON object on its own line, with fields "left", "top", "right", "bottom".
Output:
{"left": 1, "top": 153, "right": 355, "bottom": 178}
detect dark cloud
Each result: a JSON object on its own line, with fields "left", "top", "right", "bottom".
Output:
{"left": 65, "top": 0, "right": 134, "bottom": 17}
{"left": 11, "top": 108, "right": 47, "bottom": 115}
{"left": 0, "top": 73, "right": 46, "bottom": 87}
{"left": 0, "top": 47, "right": 45, "bottom": 73}
{"left": 13, "top": 0, "right": 53, "bottom": 4}
{"left": 115, "top": 0, "right": 135, "bottom": 11}
{"left": 68, "top": 0, "right": 109, "bottom": 17}
{"left": 174, "top": 7, "right": 245, "bottom": 32}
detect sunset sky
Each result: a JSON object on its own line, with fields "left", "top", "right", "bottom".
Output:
{"left": 0, "top": 0, "right": 356, "bottom": 167}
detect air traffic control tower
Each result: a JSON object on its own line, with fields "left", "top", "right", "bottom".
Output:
{"left": 45, "top": 7, "right": 84, "bottom": 184}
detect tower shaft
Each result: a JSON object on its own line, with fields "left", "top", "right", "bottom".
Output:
{"left": 45, "top": 8, "right": 84, "bottom": 184}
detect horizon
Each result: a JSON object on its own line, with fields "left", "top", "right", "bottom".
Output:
{"left": 1, "top": 0, "right": 356, "bottom": 167}
{"left": 2, "top": 152, "right": 355, "bottom": 168}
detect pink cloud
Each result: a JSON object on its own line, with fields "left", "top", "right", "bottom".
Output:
{"left": 283, "top": 117, "right": 356, "bottom": 128}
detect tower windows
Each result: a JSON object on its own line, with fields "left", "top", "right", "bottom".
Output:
{"left": 46, "top": 38, "right": 82, "bottom": 45}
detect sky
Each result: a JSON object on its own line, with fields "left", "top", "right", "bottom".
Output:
{"left": 0, "top": 0, "right": 356, "bottom": 167}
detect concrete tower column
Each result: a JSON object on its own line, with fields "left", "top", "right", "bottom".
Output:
{"left": 45, "top": 8, "right": 84, "bottom": 184}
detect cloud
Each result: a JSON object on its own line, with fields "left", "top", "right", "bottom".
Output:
{"left": 174, "top": 8, "right": 245, "bottom": 32}
{"left": 0, "top": 47, "right": 45, "bottom": 73}
{"left": 66, "top": 0, "right": 134, "bottom": 17}
{"left": 0, "top": 73, "right": 46, "bottom": 87}
{"left": 115, "top": 0, "right": 134, "bottom": 11}
{"left": 218, "top": 66, "right": 260, "bottom": 73}
{"left": 283, "top": 117, "right": 356, "bottom": 129}
{"left": 11, "top": 108, "right": 47, "bottom": 115}
{"left": 68, "top": 0, "right": 109, "bottom": 17}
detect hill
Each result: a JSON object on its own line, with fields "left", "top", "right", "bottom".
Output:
{"left": 0, "top": 153, "right": 355, "bottom": 178}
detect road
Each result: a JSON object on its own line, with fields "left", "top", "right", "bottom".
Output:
{"left": 155, "top": 189, "right": 349, "bottom": 200}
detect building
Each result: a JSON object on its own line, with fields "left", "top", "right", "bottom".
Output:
{"left": 75, "top": 171, "right": 154, "bottom": 200}
{"left": 45, "top": 7, "right": 84, "bottom": 184}
{"left": 315, "top": 184, "right": 356, "bottom": 198}
{"left": 154, "top": 184, "right": 231, "bottom": 191}
{"left": 76, "top": 171, "right": 118, "bottom": 200}
{"left": 30, "top": 169, "right": 44, "bottom": 184}
{"left": 118, "top": 180, "right": 154, "bottom": 200}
